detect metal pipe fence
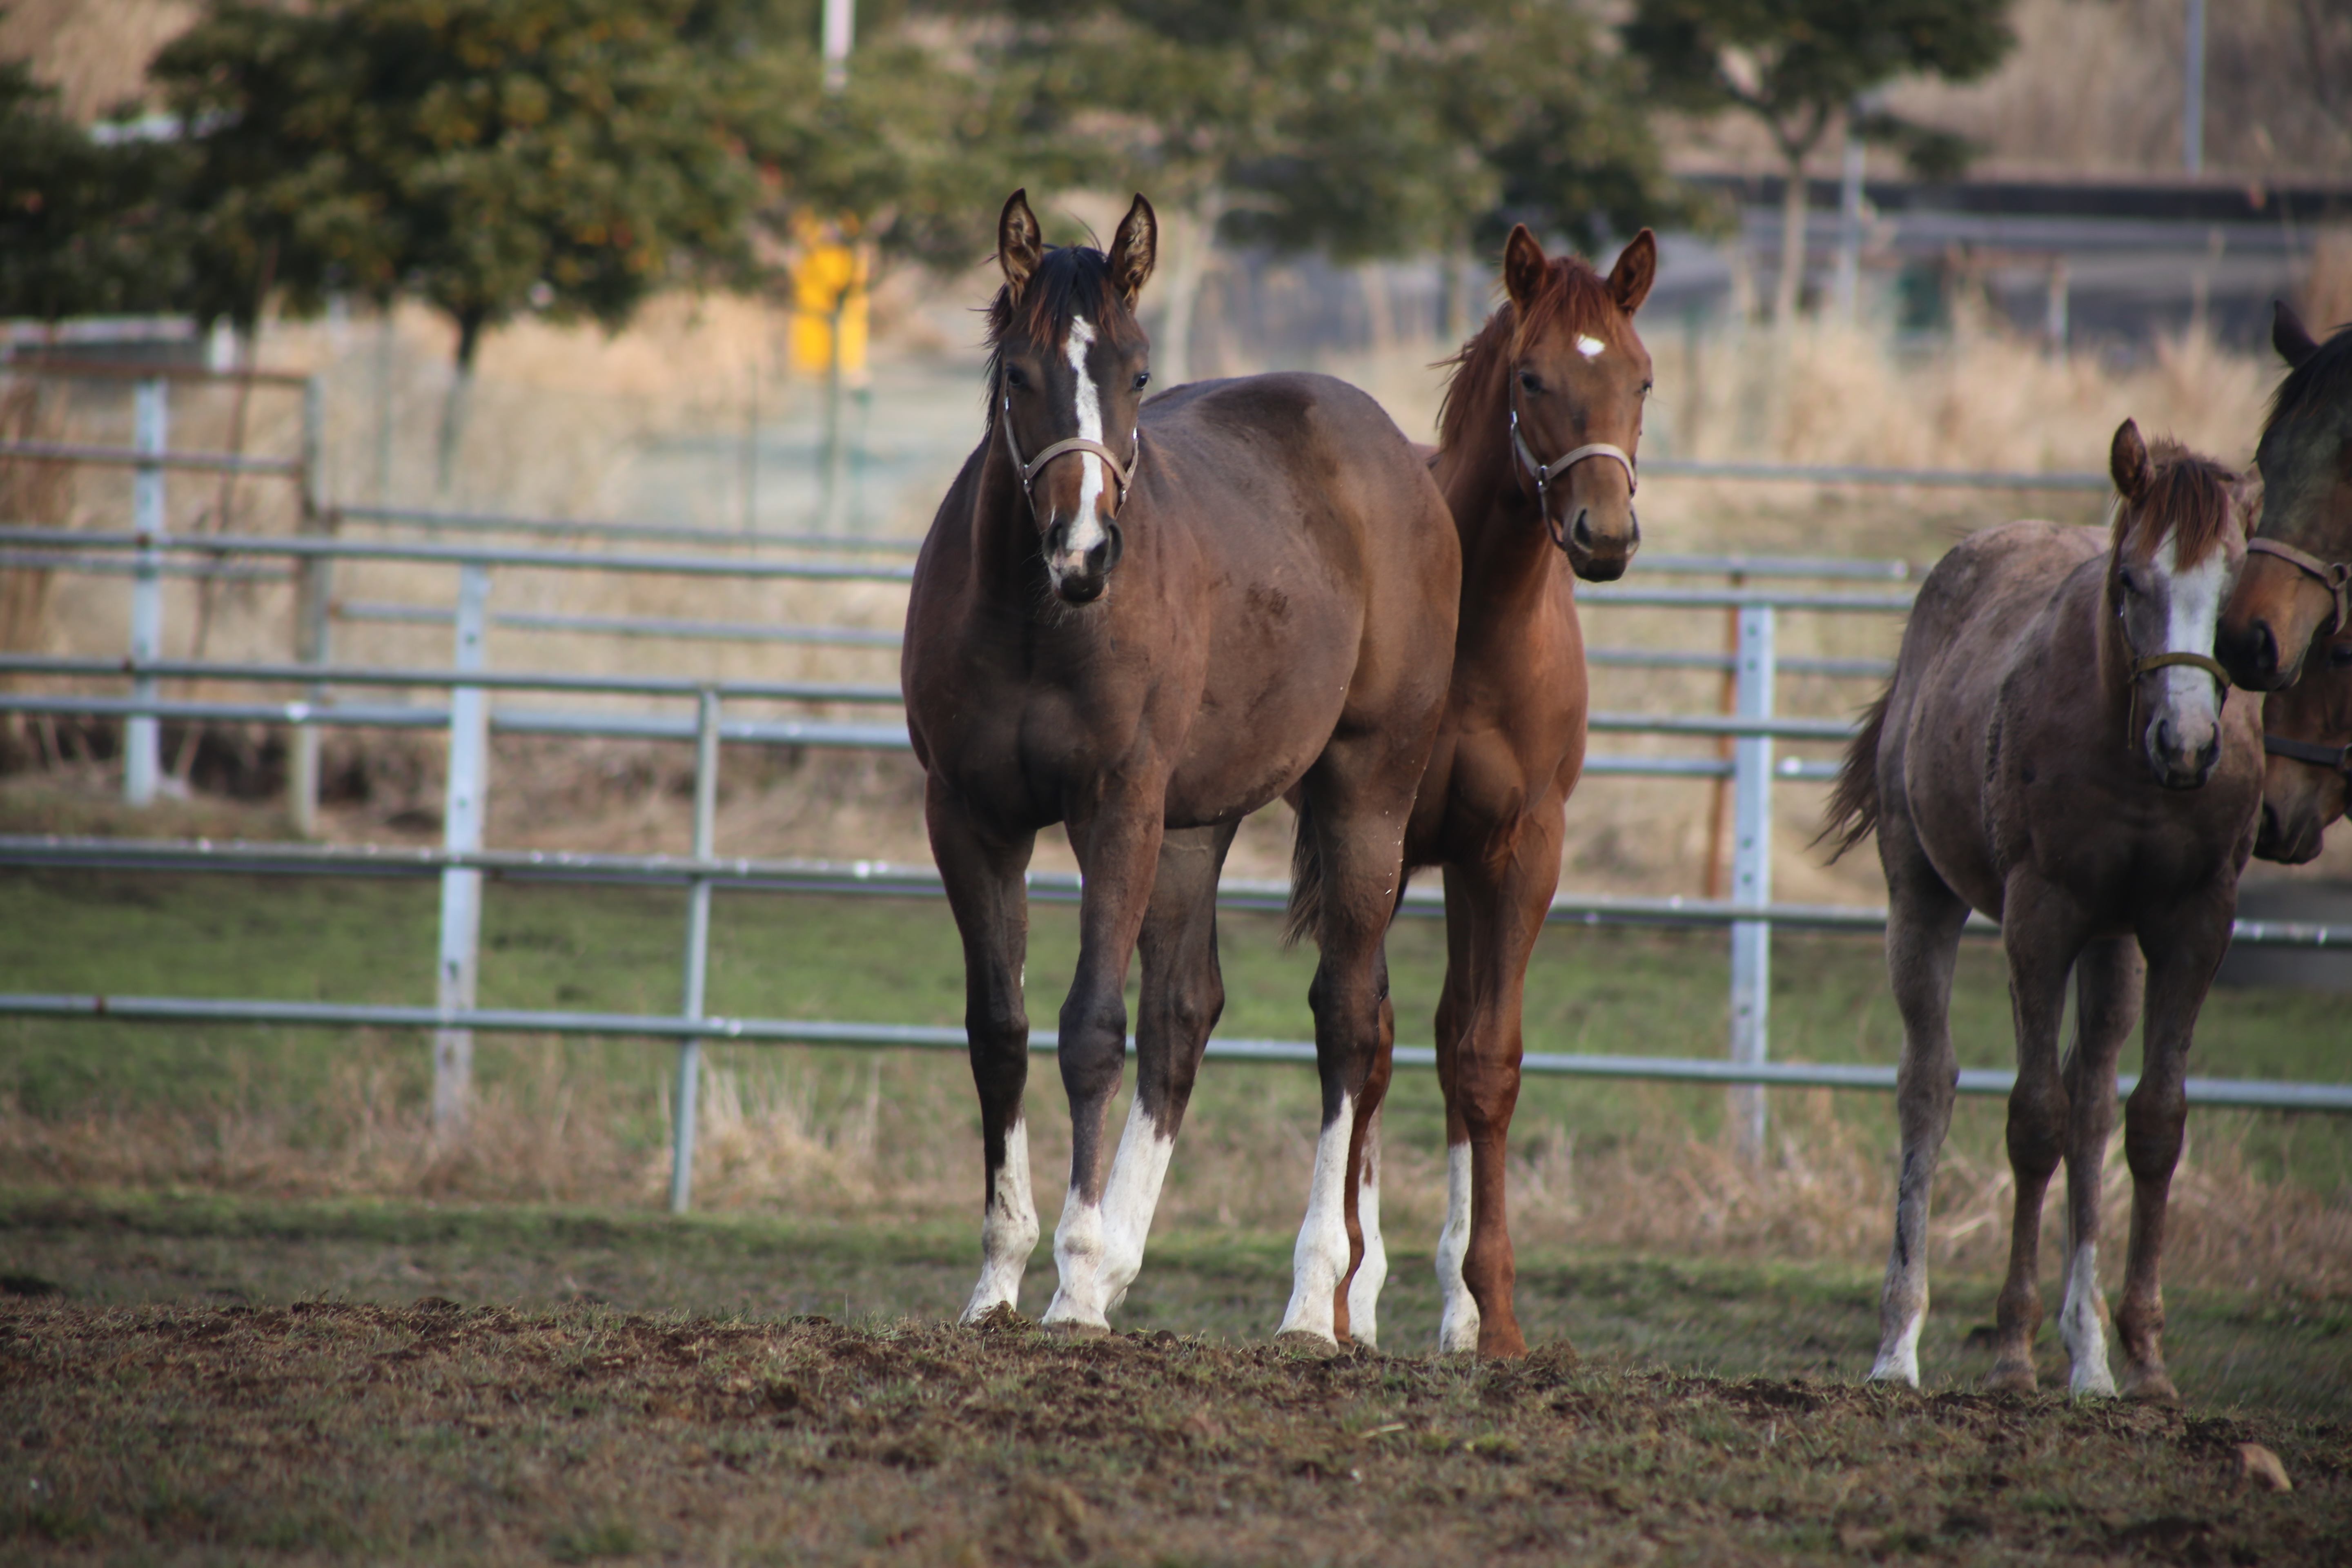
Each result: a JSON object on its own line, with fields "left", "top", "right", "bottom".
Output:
{"left": 3, "top": 445, "right": 2345, "bottom": 1214}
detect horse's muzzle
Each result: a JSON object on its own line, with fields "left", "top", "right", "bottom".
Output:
{"left": 1562, "top": 506, "right": 1639, "bottom": 584}
{"left": 2216, "top": 616, "right": 2293, "bottom": 691}
{"left": 1046, "top": 517, "right": 1124, "bottom": 604}
{"left": 2255, "top": 798, "right": 2325, "bottom": 864}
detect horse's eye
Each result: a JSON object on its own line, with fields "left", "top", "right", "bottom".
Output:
{"left": 1004, "top": 367, "right": 1027, "bottom": 389}
{"left": 2331, "top": 641, "right": 2352, "bottom": 667}
{"left": 1518, "top": 372, "right": 1541, "bottom": 393}
{"left": 1640, "top": 381, "right": 1654, "bottom": 397}
{"left": 1134, "top": 371, "right": 1151, "bottom": 390}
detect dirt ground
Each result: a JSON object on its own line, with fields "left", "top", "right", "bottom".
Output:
{"left": 4, "top": 1294, "right": 2346, "bottom": 1567}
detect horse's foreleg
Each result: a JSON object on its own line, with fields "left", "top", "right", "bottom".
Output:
{"left": 1331, "top": 965, "right": 1394, "bottom": 1346}
{"left": 1867, "top": 835, "right": 1971, "bottom": 1388}
{"left": 1989, "top": 885, "right": 2089, "bottom": 1393}
{"left": 927, "top": 780, "right": 1039, "bottom": 1324}
{"left": 1278, "top": 772, "right": 1413, "bottom": 1347}
{"left": 2115, "top": 898, "right": 2232, "bottom": 1403}
{"left": 2055, "top": 936, "right": 2143, "bottom": 1399}
{"left": 1093, "top": 821, "right": 1238, "bottom": 1318}
{"left": 1432, "top": 873, "right": 1480, "bottom": 1354}
{"left": 1040, "top": 800, "right": 1165, "bottom": 1334}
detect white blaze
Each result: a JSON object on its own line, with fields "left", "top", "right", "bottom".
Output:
{"left": 961, "top": 1117, "right": 1038, "bottom": 1322}
{"left": 1436, "top": 1141, "right": 1480, "bottom": 1353}
{"left": 2156, "top": 530, "right": 2232, "bottom": 716}
{"left": 1061, "top": 315, "right": 1109, "bottom": 559}
{"left": 1575, "top": 334, "right": 1606, "bottom": 359}
{"left": 1276, "top": 1093, "right": 1355, "bottom": 1343}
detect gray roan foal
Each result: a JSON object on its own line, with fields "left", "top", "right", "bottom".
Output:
{"left": 1821, "top": 421, "right": 2261, "bottom": 1399}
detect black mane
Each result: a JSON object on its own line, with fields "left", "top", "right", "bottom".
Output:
{"left": 2265, "top": 316, "right": 2352, "bottom": 441}
{"left": 981, "top": 245, "right": 1145, "bottom": 422}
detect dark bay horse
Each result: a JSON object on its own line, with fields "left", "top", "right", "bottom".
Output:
{"left": 1278, "top": 226, "right": 1657, "bottom": 1355}
{"left": 2253, "top": 618, "right": 2352, "bottom": 863}
{"left": 1824, "top": 422, "right": 2261, "bottom": 1399}
{"left": 902, "top": 191, "right": 1460, "bottom": 1332}
{"left": 2216, "top": 303, "right": 2352, "bottom": 690}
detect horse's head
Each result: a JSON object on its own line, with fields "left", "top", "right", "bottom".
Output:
{"left": 2106, "top": 419, "right": 2254, "bottom": 790}
{"left": 2254, "top": 621, "right": 2352, "bottom": 863}
{"left": 988, "top": 189, "right": 1156, "bottom": 606}
{"left": 2217, "top": 301, "right": 2352, "bottom": 689}
{"left": 1498, "top": 224, "right": 1655, "bottom": 581}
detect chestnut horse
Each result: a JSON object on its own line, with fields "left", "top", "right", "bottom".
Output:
{"left": 2216, "top": 303, "right": 2352, "bottom": 690}
{"left": 1276, "top": 225, "right": 1657, "bottom": 1356}
{"left": 1825, "top": 422, "right": 2260, "bottom": 1399}
{"left": 2254, "top": 618, "right": 2352, "bottom": 863}
{"left": 902, "top": 192, "right": 1460, "bottom": 1333}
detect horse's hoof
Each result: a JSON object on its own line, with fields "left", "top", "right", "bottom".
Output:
{"left": 1041, "top": 1317, "right": 1110, "bottom": 1339}
{"left": 2121, "top": 1367, "right": 2180, "bottom": 1404}
{"left": 1272, "top": 1330, "right": 1342, "bottom": 1359}
{"left": 1984, "top": 1359, "right": 2038, "bottom": 1395}
{"left": 963, "top": 1303, "right": 1031, "bottom": 1334}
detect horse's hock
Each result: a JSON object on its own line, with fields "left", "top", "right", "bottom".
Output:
{"left": 2215, "top": 880, "right": 2352, "bottom": 991}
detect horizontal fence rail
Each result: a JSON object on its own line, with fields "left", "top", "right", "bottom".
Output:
{"left": 1641, "top": 458, "right": 2109, "bottom": 491}
{"left": 0, "top": 440, "right": 303, "bottom": 477}
{"left": 3, "top": 993, "right": 2340, "bottom": 1114}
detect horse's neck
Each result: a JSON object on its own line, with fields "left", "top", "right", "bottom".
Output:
{"left": 966, "top": 425, "right": 1042, "bottom": 586}
{"left": 1434, "top": 412, "right": 1559, "bottom": 618}
{"left": 2082, "top": 559, "right": 2134, "bottom": 719}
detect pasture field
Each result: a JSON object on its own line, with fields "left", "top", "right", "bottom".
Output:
{"left": 3, "top": 1195, "right": 2350, "bottom": 1566}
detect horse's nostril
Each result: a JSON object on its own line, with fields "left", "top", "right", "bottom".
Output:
{"left": 2252, "top": 623, "right": 2280, "bottom": 680}
{"left": 1570, "top": 510, "right": 1594, "bottom": 552}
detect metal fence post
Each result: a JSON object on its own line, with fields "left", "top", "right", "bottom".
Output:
{"left": 669, "top": 687, "right": 721, "bottom": 1214}
{"left": 125, "top": 376, "right": 167, "bottom": 806}
{"left": 433, "top": 562, "right": 491, "bottom": 1136}
{"left": 1728, "top": 603, "right": 1776, "bottom": 1165}
{"left": 289, "top": 376, "right": 331, "bottom": 836}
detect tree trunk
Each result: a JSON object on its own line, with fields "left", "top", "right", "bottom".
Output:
{"left": 436, "top": 311, "right": 485, "bottom": 496}
{"left": 1774, "top": 152, "right": 1809, "bottom": 330}
{"left": 1156, "top": 188, "right": 1225, "bottom": 388}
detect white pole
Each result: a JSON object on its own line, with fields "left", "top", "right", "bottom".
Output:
{"left": 2183, "top": 0, "right": 2205, "bottom": 176}
{"left": 1728, "top": 604, "right": 1775, "bottom": 1167}
{"left": 670, "top": 688, "right": 722, "bottom": 1214}
{"left": 125, "top": 376, "right": 167, "bottom": 807}
{"left": 822, "top": 0, "right": 853, "bottom": 92}
{"left": 433, "top": 563, "right": 491, "bottom": 1137}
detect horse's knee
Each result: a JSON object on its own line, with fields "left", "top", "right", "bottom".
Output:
{"left": 2122, "top": 1090, "right": 2186, "bottom": 1185}
{"left": 2004, "top": 1083, "right": 2067, "bottom": 1180}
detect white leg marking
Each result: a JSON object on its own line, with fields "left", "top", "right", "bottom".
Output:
{"left": 1868, "top": 1188, "right": 1932, "bottom": 1386}
{"left": 1042, "top": 1183, "right": 1107, "bottom": 1330}
{"left": 1346, "top": 1114, "right": 1387, "bottom": 1348}
{"left": 1059, "top": 315, "right": 1108, "bottom": 559}
{"left": 1869, "top": 1297, "right": 1927, "bottom": 1388}
{"left": 961, "top": 1117, "right": 1037, "bottom": 1323}
{"left": 1436, "top": 1141, "right": 1481, "bottom": 1354}
{"left": 2059, "top": 1239, "right": 2117, "bottom": 1398}
{"left": 1098, "top": 1102, "right": 1177, "bottom": 1314}
{"left": 1276, "top": 1093, "right": 1354, "bottom": 1343}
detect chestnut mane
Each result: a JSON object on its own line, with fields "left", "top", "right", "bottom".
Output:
{"left": 1435, "top": 255, "right": 1622, "bottom": 453}
{"left": 2116, "top": 439, "right": 2242, "bottom": 570}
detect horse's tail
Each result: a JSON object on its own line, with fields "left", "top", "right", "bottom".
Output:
{"left": 1282, "top": 795, "right": 1322, "bottom": 950}
{"left": 1816, "top": 686, "right": 1891, "bottom": 864}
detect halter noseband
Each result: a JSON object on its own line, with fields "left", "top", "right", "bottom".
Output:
{"left": 1002, "top": 394, "right": 1140, "bottom": 512}
{"left": 2263, "top": 732, "right": 2352, "bottom": 775}
{"left": 1508, "top": 402, "right": 1636, "bottom": 552}
{"left": 2246, "top": 537, "right": 2352, "bottom": 636}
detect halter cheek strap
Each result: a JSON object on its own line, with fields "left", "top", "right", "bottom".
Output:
{"left": 1508, "top": 404, "right": 1636, "bottom": 550}
{"left": 1002, "top": 396, "right": 1140, "bottom": 511}
{"left": 2247, "top": 537, "right": 2352, "bottom": 634}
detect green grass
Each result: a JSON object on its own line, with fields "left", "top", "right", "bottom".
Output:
{"left": 2, "top": 867, "right": 2346, "bottom": 1189}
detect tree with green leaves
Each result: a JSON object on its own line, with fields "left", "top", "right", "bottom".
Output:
{"left": 0, "top": 61, "right": 190, "bottom": 323}
{"left": 151, "top": 0, "right": 765, "bottom": 488}
{"left": 1623, "top": 0, "right": 2013, "bottom": 328}
{"left": 978, "top": 0, "right": 1687, "bottom": 381}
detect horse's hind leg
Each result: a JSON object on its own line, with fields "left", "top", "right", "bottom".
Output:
{"left": 2114, "top": 895, "right": 2233, "bottom": 1402}
{"left": 2054, "top": 936, "right": 2143, "bottom": 1399}
{"left": 1277, "top": 759, "right": 1417, "bottom": 1347}
{"left": 1866, "top": 824, "right": 1971, "bottom": 1386}
{"left": 1091, "top": 821, "right": 1239, "bottom": 1318}
{"left": 927, "top": 778, "right": 1040, "bottom": 1323}
{"left": 1989, "top": 882, "right": 2091, "bottom": 1393}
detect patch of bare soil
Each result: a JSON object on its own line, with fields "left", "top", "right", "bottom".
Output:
{"left": 3, "top": 1301, "right": 2345, "bottom": 1565}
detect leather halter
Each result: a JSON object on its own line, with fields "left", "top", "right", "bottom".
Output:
{"left": 2264, "top": 731, "right": 2352, "bottom": 775}
{"left": 1002, "top": 395, "right": 1139, "bottom": 512}
{"left": 2122, "top": 646, "right": 2232, "bottom": 756}
{"left": 1508, "top": 401, "right": 1636, "bottom": 552}
{"left": 2247, "top": 537, "right": 2352, "bottom": 635}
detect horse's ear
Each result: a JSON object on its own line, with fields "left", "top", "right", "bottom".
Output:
{"left": 998, "top": 189, "right": 1043, "bottom": 305}
{"left": 1608, "top": 229, "right": 1657, "bottom": 316}
{"left": 2110, "top": 419, "right": 2152, "bottom": 507}
{"left": 1106, "top": 193, "right": 1157, "bottom": 308}
{"left": 1501, "top": 225, "right": 1548, "bottom": 315}
{"left": 2274, "top": 299, "right": 2321, "bottom": 368}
